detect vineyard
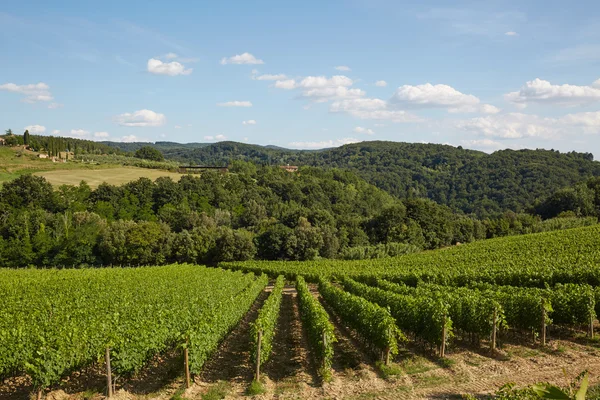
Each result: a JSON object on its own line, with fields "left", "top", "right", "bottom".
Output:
{"left": 2, "top": 226, "right": 600, "bottom": 398}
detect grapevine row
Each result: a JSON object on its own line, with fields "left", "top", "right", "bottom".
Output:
{"left": 296, "top": 276, "right": 336, "bottom": 380}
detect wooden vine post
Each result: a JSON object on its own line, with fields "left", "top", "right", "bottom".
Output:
{"left": 105, "top": 347, "right": 113, "bottom": 398}
{"left": 439, "top": 313, "right": 447, "bottom": 358}
{"left": 540, "top": 300, "right": 547, "bottom": 347}
{"left": 184, "top": 340, "right": 191, "bottom": 389}
{"left": 491, "top": 308, "right": 497, "bottom": 353}
{"left": 322, "top": 331, "right": 328, "bottom": 370}
{"left": 589, "top": 297, "right": 595, "bottom": 339}
{"left": 255, "top": 330, "right": 262, "bottom": 381}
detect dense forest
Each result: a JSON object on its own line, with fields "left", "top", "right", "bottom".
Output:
{"left": 2, "top": 130, "right": 123, "bottom": 156}
{"left": 0, "top": 162, "right": 594, "bottom": 268}
{"left": 104, "top": 140, "right": 600, "bottom": 218}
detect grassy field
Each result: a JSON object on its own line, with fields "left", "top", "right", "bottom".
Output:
{"left": 0, "top": 146, "right": 182, "bottom": 187}
{"left": 34, "top": 167, "right": 182, "bottom": 187}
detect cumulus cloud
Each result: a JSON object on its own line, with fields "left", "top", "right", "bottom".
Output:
{"left": 353, "top": 126, "right": 375, "bottom": 135}
{"left": 69, "top": 129, "right": 90, "bottom": 138}
{"left": 253, "top": 73, "right": 287, "bottom": 81}
{"left": 220, "top": 52, "right": 264, "bottom": 65}
{"left": 375, "top": 80, "right": 388, "bottom": 87}
{"left": 504, "top": 78, "right": 600, "bottom": 107}
{"left": 24, "top": 125, "right": 46, "bottom": 134}
{"left": 204, "top": 134, "right": 227, "bottom": 141}
{"left": 94, "top": 132, "right": 109, "bottom": 138}
{"left": 147, "top": 58, "right": 192, "bottom": 76}
{"left": 330, "top": 98, "right": 422, "bottom": 123}
{"left": 242, "top": 120, "right": 257, "bottom": 125}
{"left": 460, "top": 139, "right": 506, "bottom": 152}
{"left": 391, "top": 83, "right": 499, "bottom": 114}
{"left": 274, "top": 75, "right": 365, "bottom": 103}
{"left": 505, "top": 31, "right": 518, "bottom": 36}
{"left": 455, "top": 110, "right": 600, "bottom": 140}
{"left": 335, "top": 66, "right": 351, "bottom": 71}
{"left": 217, "top": 101, "right": 253, "bottom": 107}
{"left": 119, "top": 135, "right": 146, "bottom": 143}
{"left": 0, "top": 82, "right": 53, "bottom": 103}
{"left": 288, "top": 137, "right": 361, "bottom": 149}
{"left": 116, "top": 109, "right": 166, "bottom": 127}
{"left": 274, "top": 79, "right": 297, "bottom": 89}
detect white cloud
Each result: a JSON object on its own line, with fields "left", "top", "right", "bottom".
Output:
{"left": 335, "top": 66, "right": 351, "bottom": 71}
{"left": 353, "top": 126, "right": 375, "bottom": 135}
{"left": 254, "top": 73, "right": 287, "bottom": 81}
{"left": 48, "top": 103, "right": 63, "bottom": 109}
{"left": 505, "top": 78, "right": 600, "bottom": 107}
{"left": 375, "top": 80, "right": 388, "bottom": 87}
{"left": 52, "top": 130, "right": 61, "bottom": 135}
{"left": 94, "top": 131, "right": 109, "bottom": 138}
{"left": 274, "top": 79, "right": 297, "bottom": 89}
{"left": 116, "top": 109, "right": 166, "bottom": 127}
{"left": 288, "top": 137, "right": 361, "bottom": 149}
{"left": 69, "top": 129, "right": 90, "bottom": 138}
{"left": 274, "top": 75, "right": 365, "bottom": 102}
{"left": 204, "top": 134, "right": 227, "bottom": 141}
{"left": 165, "top": 52, "right": 178, "bottom": 59}
{"left": 147, "top": 58, "right": 192, "bottom": 76}
{"left": 391, "top": 83, "right": 499, "bottom": 113}
{"left": 120, "top": 135, "right": 145, "bottom": 143}
{"left": 0, "top": 82, "right": 53, "bottom": 103}
{"left": 330, "top": 98, "right": 422, "bottom": 123}
{"left": 24, "top": 125, "right": 46, "bottom": 134}
{"left": 217, "top": 101, "right": 253, "bottom": 107}
{"left": 460, "top": 139, "right": 505, "bottom": 152}
{"left": 220, "top": 52, "right": 264, "bottom": 65}
{"left": 505, "top": 31, "right": 518, "bottom": 36}
{"left": 455, "top": 110, "right": 600, "bottom": 140}
{"left": 242, "top": 120, "right": 257, "bottom": 125}
{"left": 243, "top": 137, "right": 249, "bottom": 142}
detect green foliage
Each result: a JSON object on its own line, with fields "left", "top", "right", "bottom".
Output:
{"left": 318, "top": 279, "right": 400, "bottom": 358}
{"left": 246, "top": 380, "right": 267, "bottom": 396}
{"left": 222, "top": 225, "right": 600, "bottom": 287}
{"left": 342, "top": 278, "right": 448, "bottom": 347}
{"left": 0, "top": 265, "right": 266, "bottom": 389}
{"left": 296, "top": 276, "right": 336, "bottom": 381}
{"left": 149, "top": 140, "right": 600, "bottom": 217}
{"left": 134, "top": 146, "right": 165, "bottom": 162}
{"left": 251, "top": 276, "right": 285, "bottom": 368}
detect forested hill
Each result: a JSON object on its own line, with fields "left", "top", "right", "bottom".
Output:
{"left": 108, "top": 140, "right": 600, "bottom": 217}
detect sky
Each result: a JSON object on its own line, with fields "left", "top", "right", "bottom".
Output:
{"left": 2, "top": 0, "right": 600, "bottom": 154}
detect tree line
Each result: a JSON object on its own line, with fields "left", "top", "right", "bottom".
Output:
{"left": 141, "top": 140, "right": 599, "bottom": 218}
{"left": 0, "top": 162, "right": 594, "bottom": 268}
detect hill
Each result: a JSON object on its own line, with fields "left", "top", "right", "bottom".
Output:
{"left": 144, "top": 140, "right": 599, "bottom": 217}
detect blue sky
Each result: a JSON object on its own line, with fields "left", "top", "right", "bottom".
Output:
{"left": 2, "top": 0, "right": 600, "bottom": 154}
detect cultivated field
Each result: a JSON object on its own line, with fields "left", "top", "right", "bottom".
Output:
{"left": 0, "top": 146, "right": 182, "bottom": 187}
{"left": 3, "top": 228, "right": 600, "bottom": 399}
{"left": 33, "top": 167, "right": 182, "bottom": 188}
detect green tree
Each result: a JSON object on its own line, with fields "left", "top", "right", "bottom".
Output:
{"left": 23, "top": 129, "right": 30, "bottom": 146}
{"left": 134, "top": 146, "right": 164, "bottom": 161}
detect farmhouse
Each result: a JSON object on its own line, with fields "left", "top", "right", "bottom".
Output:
{"left": 279, "top": 165, "right": 299, "bottom": 172}
{"left": 0, "top": 137, "right": 5, "bottom": 146}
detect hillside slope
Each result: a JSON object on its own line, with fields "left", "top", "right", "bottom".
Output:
{"left": 124, "top": 140, "right": 599, "bottom": 217}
